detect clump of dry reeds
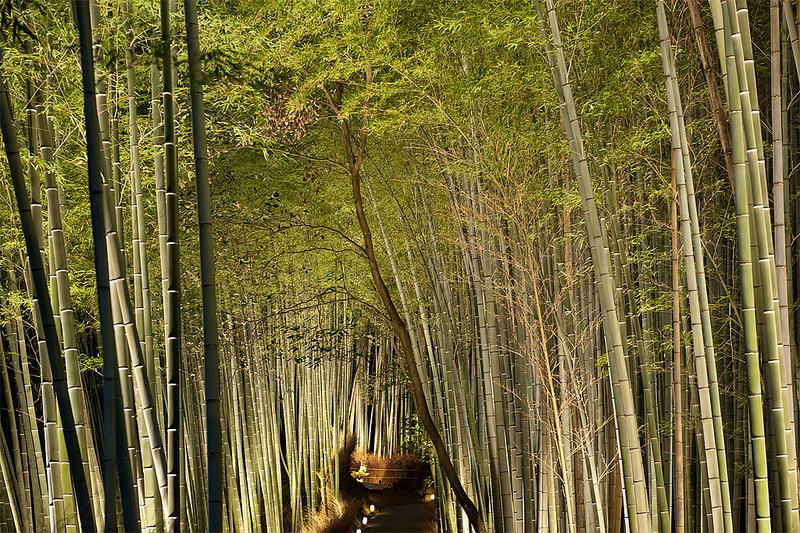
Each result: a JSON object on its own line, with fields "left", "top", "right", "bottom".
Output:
{"left": 350, "top": 449, "right": 431, "bottom": 491}
{"left": 301, "top": 494, "right": 347, "bottom": 533}
{"left": 301, "top": 435, "right": 366, "bottom": 532}
{"left": 302, "top": 441, "right": 434, "bottom": 532}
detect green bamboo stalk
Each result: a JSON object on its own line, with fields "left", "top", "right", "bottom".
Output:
{"left": 35, "top": 91, "right": 105, "bottom": 530}
{"left": 19, "top": 67, "right": 71, "bottom": 531}
{"left": 1, "top": 268, "right": 45, "bottom": 530}
{"left": 0, "top": 65, "right": 96, "bottom": 533}
{"left": 717, "top": 1, "right": 800, "bottom": 528}
{"left": 159, "top": 3, "right": 182, "bottom": 527}
{"left": 121, "top": 8, "right": 160, "bottom": 529}
{"left": 600, "top": 155, "right": 669, "bottom": 533}
{"left": 183, "top": 3, "right": 222, "bottom": 528}
{"left": 149, "top": 31, "right": 167, "bottom": 430}
{"left": 0, "top": 408, "right": 21, "bottom": 531}
{"left": 0, "top": 312, "right": 28, "bottom": 531}
{"left": 471, "top": 182, "right": 517, "bottom": 533}
{"left": 656, "top": 3, "right": 731, "bottom": 531}
{"left": 537, "top": 2, "right": 651, "bottom": 530}
{"left": 103, "top": 204, "right": 171, "bottom": 508}
{"left": 122, "top": 0, "right": 156, "bottom": 413}
{"left": 781, "top": 1, "right": 800, "bottom": 82}
{"left": 671, "top": 138, "right": 684, "bottom": 533}
{"left": 772, "top": 0, "right": 797, "bottom": 484}
{"left": 224, "top": 296, "right": 252, "bottom": 531}
{"left": 426, "top": 180, "right": 492, "bottom": 528}
{"left": 734, "top": 0, "right": 794, "bottom": 452}
{"left": 35, "top": 288, "right": 67, "bottom": 531}
{"left": 72, "top": 3, "right": 155, "bottom": 528}
{"left": 719, "top": 9, "right": 771, "bottom": 529}
{"left": 109, "top": 75, "right": 127, "bottom": 274}
{"left": 109, "top": 277, "right": 146, "bottom": 523}
{"left": 780, "top": 8, "right": 799, "bottom": 470}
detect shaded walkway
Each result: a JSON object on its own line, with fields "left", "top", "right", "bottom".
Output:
{"left": 361, "top": 490, "right": 436, "bottom": 533}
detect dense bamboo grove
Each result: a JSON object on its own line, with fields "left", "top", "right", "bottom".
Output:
{"left": 3, "top": 0, "right": 800, "bottom": 532}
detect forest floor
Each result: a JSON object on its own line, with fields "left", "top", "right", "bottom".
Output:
{"left": 363, "top": 489, "right": 436, "bottom": 532}
{"left": 313, "top": 441, "right": 436, "bottom": 532}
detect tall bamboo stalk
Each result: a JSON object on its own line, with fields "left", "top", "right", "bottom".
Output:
{"left": 183, "top": 1, "right": 222, "bottom": 529}
{"left": 0, "top": 64, "right": 96, "bottom": 533}
{"left": 159, "top": 1, "right": 182, "bottom": 529}
{"left": 537, "top": 2, "right": 651, "bottom": 530}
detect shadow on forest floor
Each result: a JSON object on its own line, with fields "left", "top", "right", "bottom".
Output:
{"left": 302, "top": 436, "right": 436, "bottom": 532}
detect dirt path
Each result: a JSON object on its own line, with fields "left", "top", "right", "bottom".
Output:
{"left": 361, "top": 490, "right": 436, "bottom": 533}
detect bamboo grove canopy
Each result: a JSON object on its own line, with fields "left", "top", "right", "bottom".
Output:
{"left": 1, "top": 0, "right": 800, "bottom": 532}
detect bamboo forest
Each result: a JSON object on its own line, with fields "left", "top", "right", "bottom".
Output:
{"left": 6, "top": 0, "right": 800, "bottom": 532}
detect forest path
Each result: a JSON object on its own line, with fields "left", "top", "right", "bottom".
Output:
{"left": 362, "top": 490, "right": 436, "bottom": 532}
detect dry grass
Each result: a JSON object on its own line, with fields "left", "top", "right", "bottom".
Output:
{"left": 301, "top": 442, "right": 434, "bottom": 532}
{"left": 301, "top": 493, "right": 365, "bottom": 533}
{"left": 350, "top": 449, "right": 431, "bottom": 491}
{"left": 300, "top": 494, "right": 344, "bottom": 533}
{"left": 301, "top": 435, "right": 366, "bottom": 533}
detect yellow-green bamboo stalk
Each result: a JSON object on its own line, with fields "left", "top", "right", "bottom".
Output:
{"left": 0, "top": 65, "right": 96, "bottom": 533}
{"left": 537, "top": 2, "right": 651, "bottom": 530}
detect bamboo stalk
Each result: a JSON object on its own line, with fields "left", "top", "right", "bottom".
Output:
{"left": 537, "top": 2, "right": 652, "bottom": 529}
{"left": 0, "top": 64, "right": 96, "bottom": 533}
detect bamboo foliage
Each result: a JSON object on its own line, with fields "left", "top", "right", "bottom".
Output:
{"left": 5, "top": 1, "right": 800, "bottom": 532}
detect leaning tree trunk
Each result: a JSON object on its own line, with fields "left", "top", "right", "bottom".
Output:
{"left": 320, "top": 70, "right": 487, "bottom": 533}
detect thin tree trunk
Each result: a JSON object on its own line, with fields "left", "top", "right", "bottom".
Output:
{"left": 320, "top": 69, "right": 486, "bottom": 532}
{"left": 686, "top": 0, "right": 734, "bottom": 187}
